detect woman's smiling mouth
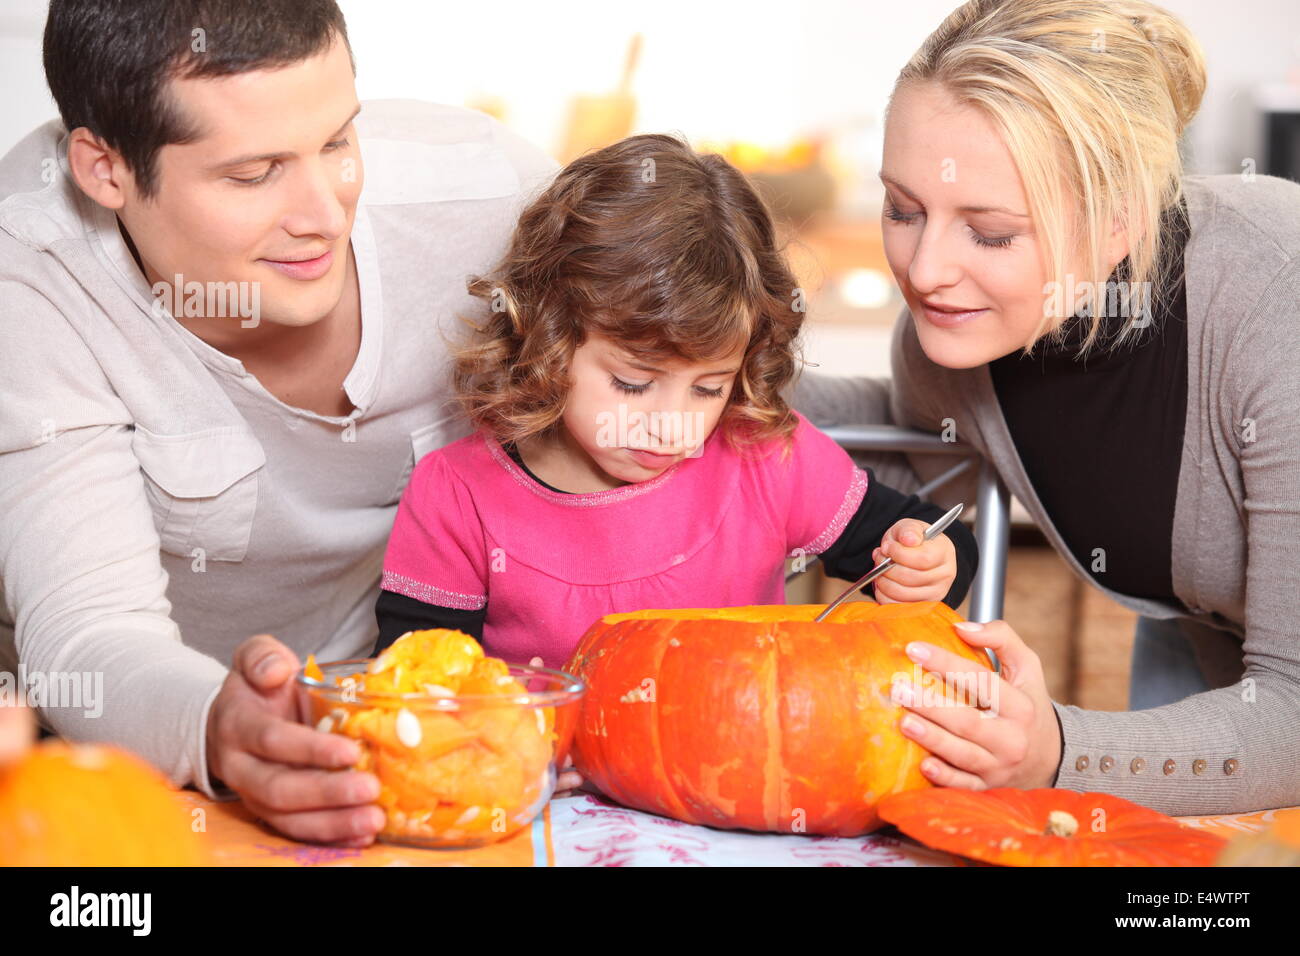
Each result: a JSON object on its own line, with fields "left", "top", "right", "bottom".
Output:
{"left": 918, "top": 297, "right": 988, "bottom": 328}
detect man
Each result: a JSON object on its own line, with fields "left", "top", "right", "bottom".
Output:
{"left": 0, "top": 0, "right": 557, "bottom": 846}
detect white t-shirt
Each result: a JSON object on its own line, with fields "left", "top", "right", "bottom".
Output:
{"left": 0, "top": 99, "right": 559, "bottom": 797}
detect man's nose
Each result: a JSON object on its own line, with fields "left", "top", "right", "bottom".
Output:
{"left": 282, "top": 161, "right": 349, "bottom": 240}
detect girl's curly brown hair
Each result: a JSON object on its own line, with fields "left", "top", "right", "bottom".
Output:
{"left": 450, "top": 132, "right": 809, "bottom": 459}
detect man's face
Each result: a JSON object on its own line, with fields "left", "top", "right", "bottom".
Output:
{"left": 115, "top": 33, "right": 363, "bottom": 330}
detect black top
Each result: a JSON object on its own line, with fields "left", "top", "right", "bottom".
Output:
{"left": 373, "top": 437, "right": 980, "bottom": 653}
{"left": 989, "top": 198, "right": 1191, "bottom": 602}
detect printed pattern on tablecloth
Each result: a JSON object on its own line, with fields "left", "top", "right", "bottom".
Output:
{"left": 1175, "top": 807, "right": 1294, "bottom": 840}
{"left": 548, "top": 793, "right": 972, "bottom": 866}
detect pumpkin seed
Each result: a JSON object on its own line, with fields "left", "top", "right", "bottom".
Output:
{"left": 395, "top": 707, "right": 422, "bottom": 748}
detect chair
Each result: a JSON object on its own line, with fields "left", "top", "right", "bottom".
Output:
{"left": 786, "top": 424, "right": 1011, "bottom": 624}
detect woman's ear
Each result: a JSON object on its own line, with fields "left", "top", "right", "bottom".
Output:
{"left": 65, "top": 127, "right": 132, "bottom": 211}
{"left": 1104, "top": 212, "right": 1132, "bottom": 271}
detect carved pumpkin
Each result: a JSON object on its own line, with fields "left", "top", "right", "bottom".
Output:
{"left": 0, "top": 731, "right": 210, "bottom": 866}
{"left": 1215, "top": 808, "right": 1300, "bottom": 867}
{"left": 565, "top": 600, "right": 994, "bottom": 835}
{"left": 877, "top": 787, "right": 1229, "bottom": 866}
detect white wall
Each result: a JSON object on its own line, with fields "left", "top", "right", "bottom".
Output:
{"left": 3, "top": 0, "right": 1298, "bottom": 172}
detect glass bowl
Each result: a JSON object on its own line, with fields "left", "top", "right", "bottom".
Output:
{"left": 297, "top": 657, "right": 584, "bottom": 849}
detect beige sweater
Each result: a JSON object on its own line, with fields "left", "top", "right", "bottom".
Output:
{"left": 0, "top": 100, "right": 558, "bottom": 797}
{"left": 793, "top": 173, "right": 1300, "bottom": 816}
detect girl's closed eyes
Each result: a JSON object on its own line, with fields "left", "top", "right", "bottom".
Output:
{"left": 608, "top": 372, "right": 727, "bottom": 399}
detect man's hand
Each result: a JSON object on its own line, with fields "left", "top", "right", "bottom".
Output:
{"left": 206, "top": 634, "right": 385, "bottom": 847}
{"left": 872, "top": 518, "right": 958, "bottom": 604}
{"left": 0, "top": 701, "right": 35, "bottom": 768}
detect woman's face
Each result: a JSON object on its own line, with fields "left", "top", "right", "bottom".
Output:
{"left": 879, "top": 81, "right": 1059, "bottom": 369}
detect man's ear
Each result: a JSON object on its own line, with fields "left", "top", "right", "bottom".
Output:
{"left": 66, "top": 127, "right": 134, "bottom": 210}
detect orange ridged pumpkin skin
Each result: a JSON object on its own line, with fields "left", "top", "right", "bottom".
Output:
{"left": 0, "top": 742, "right": 210, "bottom": 866}
{"left": 565, "top": 601, "right": 993, "bottom": 836}
{"left": 878, "top": 787, "right": 1229, "bottom": 866}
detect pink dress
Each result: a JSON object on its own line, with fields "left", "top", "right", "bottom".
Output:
{"left": 380, "top": 410, "right": 868, "bottom": 668}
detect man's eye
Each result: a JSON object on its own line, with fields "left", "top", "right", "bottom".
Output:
{"left": 229, "top": 166, "right": 273, "bottom": 186}
{"left": 610, "top": 374, "right": 650, "bottom": 394}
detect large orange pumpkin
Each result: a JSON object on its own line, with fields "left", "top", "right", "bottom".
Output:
{"left": 877, "top": 787, "right": 1228, "bottom": 866}
{"left": 564, "top": 600, "right": 994, "bottom": 835}
{"left": 0, "top": 734, "right": 210, "bottom": 866}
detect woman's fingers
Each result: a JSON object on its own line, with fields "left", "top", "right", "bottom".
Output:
{"left": 916, "top": 754, "right": 988, "bottom": 791}
{"left": 891, "top": 678, "right": 1007, "bottom": 769}
{"left": 899, "top": 639, "right": 1029, "bottom": 723}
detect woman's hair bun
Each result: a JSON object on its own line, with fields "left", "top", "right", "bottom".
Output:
{"left": 1113, "top": 1, "right": 1207, "bottom": 135}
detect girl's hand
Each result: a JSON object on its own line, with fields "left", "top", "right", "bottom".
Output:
{"left": 529, "top": 656, "right": 584, "bottom": 797}
{"left": 872, "top": 518, "right": 956, "bottom": 604}
{"left": 890, "top": 620, "right": 1063, "bottom": 790}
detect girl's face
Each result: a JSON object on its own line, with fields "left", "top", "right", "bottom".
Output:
{"left": 880, "top": 81, "right": 1085, "bottom": 369}
{"left": 557, "top": 330, "right": 747, "bottom": 487}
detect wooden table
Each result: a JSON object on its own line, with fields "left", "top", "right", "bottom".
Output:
{"left": 174, "top": 789, "right": 1293, "bottom": 867}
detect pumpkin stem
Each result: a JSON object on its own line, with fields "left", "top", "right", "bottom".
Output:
{"left": 1045, "top": 809, "right": 1079, "bottom": 837}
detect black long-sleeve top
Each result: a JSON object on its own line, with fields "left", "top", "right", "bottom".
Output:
{"left": 989, "top": 197, "right": 1191, "bottom": 602}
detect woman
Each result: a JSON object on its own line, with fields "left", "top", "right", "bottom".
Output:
{"left": 801, "top": 0, "right": 1300, "bottom": 816}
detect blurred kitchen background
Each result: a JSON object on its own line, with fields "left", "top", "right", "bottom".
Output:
{"left": 3, "top": 0, "right": 1298, "bottom": 707}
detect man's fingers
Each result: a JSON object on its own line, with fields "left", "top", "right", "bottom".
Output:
{"left": 226, "top": 749, "right": 380, "bottom": 813}
{"left": 233, "top": 708, "right": 360, "bottom": 770}
{"left": 242, "top": 798, "right": 386, "bottom": 845}
{"left": 0, "top": 703, "right": 35, "bottom": 767}
{"left": 232, "top": 634, "right": 301, "bottom": 691}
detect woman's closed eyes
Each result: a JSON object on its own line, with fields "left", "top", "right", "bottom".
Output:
{"left": 884, "top": 198, "right": 1016, "bottom": 250}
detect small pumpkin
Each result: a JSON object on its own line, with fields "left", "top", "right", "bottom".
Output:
{"left": 1215, "top": 808, "right": 1300, "bottom": 867}
{"left": 0, "top": 706, "right": 209, "bottom": 866}
{"left": 877, "top": 787, "right": 1228, "bottom": 866}
{"left": 565, "top": 600, "right": 994, "bottom": 835}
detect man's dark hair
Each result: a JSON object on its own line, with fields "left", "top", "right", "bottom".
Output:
{"left": 43, "top": 0, "right": 354, "bottom": 200}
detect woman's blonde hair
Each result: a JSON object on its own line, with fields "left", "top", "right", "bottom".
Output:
{"left": 892, "top": 0, "right": 1206, "bottom": 353}
{"left": 451, "top": 133, "right": 806, "bottom": 457}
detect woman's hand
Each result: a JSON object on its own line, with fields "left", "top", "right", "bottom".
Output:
{"left": 872, "top": 518, "right": 957, "bottom": 604}
{"left": 889, "top": 619, "right": 1063, "bottom": 790}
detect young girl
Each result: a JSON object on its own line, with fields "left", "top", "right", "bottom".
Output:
{"left": 373, "top": 133, "right": 978, "bottom": 667}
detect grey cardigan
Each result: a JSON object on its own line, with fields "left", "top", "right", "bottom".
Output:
{"left": 790, "top": 173, "right": 1300, "bottom": 816}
